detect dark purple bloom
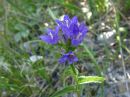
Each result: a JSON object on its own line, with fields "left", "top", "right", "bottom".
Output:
{"left": 39, "top": 26, "right": 60, "bottom": 44}
{"left": 56, "top": 15, "right": 88, "bottom": 46}
{"left": 59, "top": 51, "right": 78, "bottom": 64}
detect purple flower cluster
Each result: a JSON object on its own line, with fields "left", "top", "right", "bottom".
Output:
{"left": 40, "top": 15, "right": 88, "bottom": 64}
{"left": 59, "top": 51, "right": 78, "bottom": 64}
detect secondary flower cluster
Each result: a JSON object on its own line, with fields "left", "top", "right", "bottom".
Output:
{"left": 40, "top": 15, "right": 88, "bottom": 64}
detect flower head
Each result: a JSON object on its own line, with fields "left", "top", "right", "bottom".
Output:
{"left": 56, "top": 15, "right": 88, "bottom": 46}
{"left": 39, "top": 26, "right": 60, "bottom": 44}
{"left": 39, "top": 15, "right": 88, "bottom": 64}
{"left": 59, "top": 51, "right": 78, "bottom": 64}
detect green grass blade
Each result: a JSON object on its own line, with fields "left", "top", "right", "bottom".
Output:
{"left": 50, "top": 85, "right": 76, "bottom": 97}
{"left": 82, "top": 45, "right": 102, "bottom": 75}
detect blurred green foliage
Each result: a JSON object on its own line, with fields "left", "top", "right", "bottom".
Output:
{"left": 88, "top": 0, "right": 107, "bottom": 18}
{"left": 0, "top": 0, "right": 130, "bottom": 96}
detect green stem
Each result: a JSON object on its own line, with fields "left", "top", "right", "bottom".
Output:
{"left": 70, "top": 64, "right": 80, "bottom": 97}
{"left": 70, "top": 64, "right": 77, "bottom": 75}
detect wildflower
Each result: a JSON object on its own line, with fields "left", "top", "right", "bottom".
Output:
{"left": 59, "top": 51, "right": 78, "bottom": 64}
{"left": 39, "top": 26, "right": 60, "bottom": 44}
{"left": 39, "top": 15, "right": 88, "bottom": 64}
{"left": 56, "top": 15, "right": 88, "bottom": 46}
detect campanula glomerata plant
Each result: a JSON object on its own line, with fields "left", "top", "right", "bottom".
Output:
{"left": 40, "top": 15, "right": 87, "bottom": 64}
{"left": 40, "top": 15, "right": 105, "bottom": 97}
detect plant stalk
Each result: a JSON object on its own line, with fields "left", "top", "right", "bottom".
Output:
{"left": 70, "top": 64, "right": 80, "bottom": 97}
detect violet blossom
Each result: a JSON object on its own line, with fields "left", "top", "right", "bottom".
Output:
{"left": 56, "top": 15, "right": 88, "bottom": 46}
{"left": 59, "top": 51, "right": 78, "bottom": 64}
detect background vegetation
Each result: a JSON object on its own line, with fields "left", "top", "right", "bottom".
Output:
{"left": 0, "top": 0, "right": 130, "bottom": 97}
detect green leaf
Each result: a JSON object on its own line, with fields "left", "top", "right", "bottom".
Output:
{"left": 21, "top": 30, "right": 29, "bottom": 38}
{"left": 50, "top": 85, "right": 76, "bottom": 97}
{"left": 78, "top": 76, "right": 105, "bottom": 84}
{"left": 14, "top": 33, "right": 22, "bottom": 42}
{"left": 47, "top": 7, "right": 56, "bottom": 20}
{"left": 14, "top": 24, "right": 27, "bottom": 31}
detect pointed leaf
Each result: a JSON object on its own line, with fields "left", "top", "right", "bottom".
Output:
{"left": 78, "top": 76, "right": 105, "bottom": 84}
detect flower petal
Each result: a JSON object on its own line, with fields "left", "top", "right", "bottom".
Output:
{"left": 59, "top": 55, "right": 67, "bottom": 63}
{"left": 55, "top": 19, "right": 62, "bottom": 26}
{"left": 59, "top": 52, "right": 78, "bottom": 64}
{"left": 54, "top": 26, "right": 60, "bottom": 34}
{"left": 64, "top": 15, "right": 70, "bottom": 21}
{"left": 71, "top": 16, "right": 78, "bottom": 24}
{"left": 79, "top": 22, "right": 88, "bottom": 33}
{"left": 69, "top": 23, "right": 79, "bottom": 36}
{"left": 71, "top": 39, "right": 81, "bottom": 46}
{"left": 39, "top": 35, "right": 52, "bottom": 44}
{"left": 68, "top": 55, "right": 78, "bottom": 64}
